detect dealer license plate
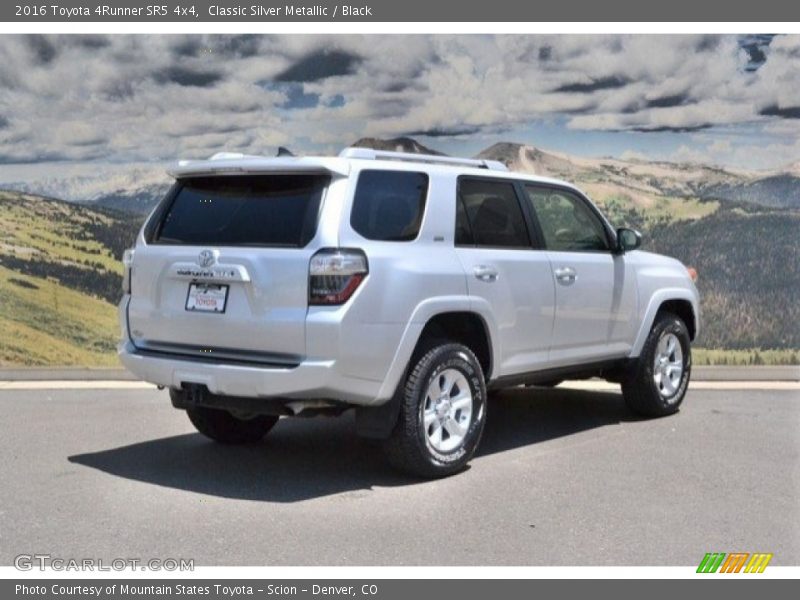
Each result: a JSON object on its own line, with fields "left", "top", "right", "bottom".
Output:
{"left": 185, "top": 283, "right": 229, "bottom": 313}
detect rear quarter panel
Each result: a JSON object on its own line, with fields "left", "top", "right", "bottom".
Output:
{"left": 329, "top": 167, "right": 470, "bottom": 387}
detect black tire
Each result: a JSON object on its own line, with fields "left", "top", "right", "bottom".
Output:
{"left": 622, "top": 311, "right": 692, "bottom": 417}
{"left": 186, "top": 406, "right": 278, "bottom": 444}
{"left": 383, "top": 343, "right": 487, "bottom": 478}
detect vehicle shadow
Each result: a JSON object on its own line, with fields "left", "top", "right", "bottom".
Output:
{"left": 68, "top": 387, "right": 637, "bottom": 503}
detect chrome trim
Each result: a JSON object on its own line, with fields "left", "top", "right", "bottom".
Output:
{"left": 169, "top": 262, "right": 251, "bottom": 282}
{"left": 133, "top": 341, "right": 301, "bottom": 368}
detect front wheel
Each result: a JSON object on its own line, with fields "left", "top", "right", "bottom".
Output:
{"left": 622, "top": 312, "right": 692, "bottom": 417}
{"left": 383, "top": 343, "right": 487, "bottom": 478}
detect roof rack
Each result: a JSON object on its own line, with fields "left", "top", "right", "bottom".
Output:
{"left": 340, "top": 147, "right": 508, "bottom": 171}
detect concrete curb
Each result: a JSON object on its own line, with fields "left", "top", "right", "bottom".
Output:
{"left": 689, "top": 365, "right": 800, "bottom": 381}
{"left": 0, "top": 367, "right": 137, "bottom": 381}
{"left": 0, "top": 365, "right": 798, "bottom": 382}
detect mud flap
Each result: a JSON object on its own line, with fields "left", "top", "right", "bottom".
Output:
{"left": 354, "top": 384, "right": 403, "bottom": 439}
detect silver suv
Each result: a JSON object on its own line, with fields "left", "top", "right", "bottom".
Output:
{"left": 119, "top": 147, "right": 700, "bottom": 478}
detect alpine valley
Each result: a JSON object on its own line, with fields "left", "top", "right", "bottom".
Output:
{"left": 0, "top": 137, "right": 797, "bottom": 365}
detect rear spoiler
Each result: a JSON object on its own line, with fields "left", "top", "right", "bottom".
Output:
{"left": 168, "top": 155, "right": 351, "bottom": 178}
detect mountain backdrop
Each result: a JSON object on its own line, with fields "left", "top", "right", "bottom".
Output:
{"left": 472, "top": 142, "right": 800, "bottom": 350}
{"left": 1, "top": 137, "right": 798, "bottom": 366}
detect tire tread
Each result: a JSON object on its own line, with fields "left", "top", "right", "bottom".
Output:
{"left": 622, "top": 311, "right": 691, "bottom": 417}
{"left": 383, "top": 343, "right": 485, "bottom": 478}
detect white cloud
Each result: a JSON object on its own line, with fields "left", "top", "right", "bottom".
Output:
{"left": 619, "top": 150, "right": 649, "bottom": 162}
{"left": 0, "top": 34, "right": 799, "bottom": 171}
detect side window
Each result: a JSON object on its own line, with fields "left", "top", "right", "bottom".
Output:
{"left": 350, "top": 170, "right": 428, "bottom": 242}
{"left": 455, "top": 194, "right": 473, "bottom": 245}
{"left": 457, "top": 179, "right": 530, "bottom": 248}
{"left": 524, "top": 186, "right": 610, "bottom": 252}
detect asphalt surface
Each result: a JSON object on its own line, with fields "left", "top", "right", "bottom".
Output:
{"left": 0, "top": 385, "right": 798, "bottom": 566}
{"left": 2, "top": 365, "right": 798, "bottom": 381}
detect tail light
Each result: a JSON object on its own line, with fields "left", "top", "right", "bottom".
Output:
{"left": 122, "top": 248, "right": 135, "bottom": 293}
{"left": 686, "top": 266, "right": 698, "bottom": 282}
{"left": 309, "top": 248, "right": 368, "bottom": 305}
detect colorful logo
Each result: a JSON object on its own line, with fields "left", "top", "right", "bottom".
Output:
{"left": 697, "top": 552, "right": 773, "bottom": 573}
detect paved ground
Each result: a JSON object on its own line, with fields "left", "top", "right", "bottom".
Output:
{"left": 2, "top": 365, "right": 798, "bottom": 381}
{"left": 0, "top": 384, "right": 797, "bottom": 566}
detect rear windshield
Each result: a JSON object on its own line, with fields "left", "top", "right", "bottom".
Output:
{"left": 152, "top": 174, "right": 329, "bottom": 247}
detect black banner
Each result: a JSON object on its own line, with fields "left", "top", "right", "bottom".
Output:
{"left": 4, "top": 579, "right": 798, "bottom": 600}
{"left": 3, "top": 0, "right": 799, "bottom": 22}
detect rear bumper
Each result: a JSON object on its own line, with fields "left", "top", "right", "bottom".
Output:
{"left": 118, "top": 342, "right": 384, "bottom": 406}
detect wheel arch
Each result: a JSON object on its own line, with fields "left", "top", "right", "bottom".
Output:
{"left": 356, "top": 304, "right": 496, "bottom": 440}
{"left": 630, "top": 289, "right": 700, "bottom": 358}
{"left": 657, "top": 299, "right": 697, "bottom": 340}
{"left": 413, "top": 311, "right": 494, "bottom": 379}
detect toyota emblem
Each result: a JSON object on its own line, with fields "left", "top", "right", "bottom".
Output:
{"left": 197, "top": 249, "right": 217, "bottom": 268}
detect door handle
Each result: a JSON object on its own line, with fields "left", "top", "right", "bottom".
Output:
{"left": 554, "top": 266, "right": 577, "bottom": 285}
{"left": 473, "top": 265, "right": 499, "bottom": 283}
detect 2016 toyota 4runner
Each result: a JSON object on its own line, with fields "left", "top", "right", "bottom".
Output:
{"left": 119, "top": 147, "right": 700, "bottom": 478}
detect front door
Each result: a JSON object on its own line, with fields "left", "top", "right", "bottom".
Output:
{"left": 522, "top": 184, "right": 638, "bottom": 366}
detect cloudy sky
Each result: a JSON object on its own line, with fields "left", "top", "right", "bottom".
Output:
{"left": 1, "top": 33, "right": 799, "bottom": 195}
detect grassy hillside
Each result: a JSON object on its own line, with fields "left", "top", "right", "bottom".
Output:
{"left": 0, "top": 190, "right": 139, "bottom": 366}
{"left": 0, "top": 190, "right": 139, "bottom": 302}
{"left": 0, "top": 266, "right": 119, "bottom": 366}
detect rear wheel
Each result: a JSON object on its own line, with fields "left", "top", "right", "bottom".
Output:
{"left": 622, "top": 312, "right": 691, "bottom": 417}
{"left": 186, "top": 405, "right": 278, "bottom": 444}
{"left": 383, "top": 343, "right": 487, "bottom": 478}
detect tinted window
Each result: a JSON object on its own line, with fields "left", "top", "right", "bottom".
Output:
{"left": 457, "top": 179, "right": 530, "bottom": 248}
{"left": 144, "top": 182, "right": 178, "bottom": 242}
{"left": 350, "top": 170, "right": 428, "bottom": 242}
{"left": 525, "top": 186, "right": 610, "bottom": 252}
{"left": 155, "top": 175, "right": 328, "bottom": 247}
{"left": 455, "top": 194, "right": 473, "bottom": 245}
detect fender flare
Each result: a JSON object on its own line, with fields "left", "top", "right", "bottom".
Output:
{"left": 374, "top": 296, "right": 500, "bottom": 401}
{"left": 630, "top": 288, "right": 700, "bottom": 357}
{"left": 355, "top": 297, "right": 499, "bottom": 439}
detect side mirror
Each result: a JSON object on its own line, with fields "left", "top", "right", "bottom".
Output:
{"left": 616, "top": 227, "right": 642, "bottom": 253}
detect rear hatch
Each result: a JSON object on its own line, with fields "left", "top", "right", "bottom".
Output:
{"left": 127, "top": 172, "right": 331, "bottom": 365}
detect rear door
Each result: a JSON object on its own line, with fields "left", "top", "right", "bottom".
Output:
{"left": 127, "top": 173, "right": 330, "bottom": 364}
{"left": 454, "top": 177, "right": 555, "bottom": 376}
{"left": 522, "top": 184, "right": 638, "bottom": 365}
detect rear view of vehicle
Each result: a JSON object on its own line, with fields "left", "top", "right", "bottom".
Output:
{"left": 121, "top": 149, "right": 699, "bottom": 480}
{"left": 127, "top": 172, "right": 328, "bottom": 364}
{"left": 119, "top": 155, "right": 372, "bottom": 440}
{"left": 119, "top": 151, "right": 492, "bottom": 478}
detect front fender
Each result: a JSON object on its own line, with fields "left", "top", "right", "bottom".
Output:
{"left": 630, "top": 287, "right": 700, "bottom": 357}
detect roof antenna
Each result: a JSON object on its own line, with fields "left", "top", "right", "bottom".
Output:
{"left": 277, "top": 147, "right": 295, "bottom": 157}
